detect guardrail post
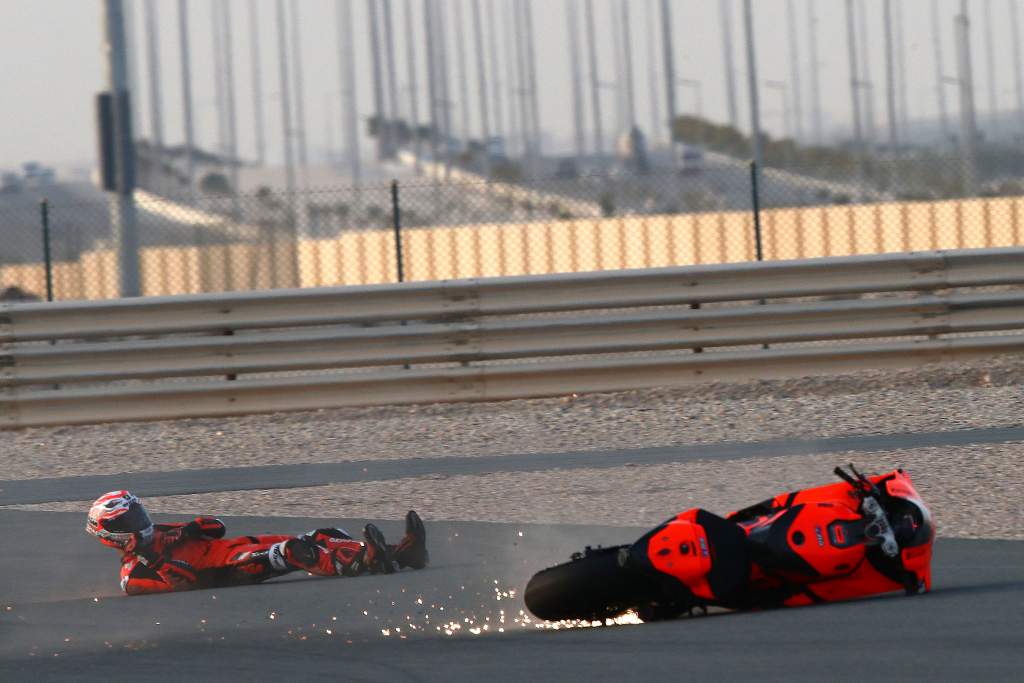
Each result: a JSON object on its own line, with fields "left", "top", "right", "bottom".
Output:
{"left": 40, "top": 199, "right": 54, "bottom": 302}
{"left": 391, "top": 179, "right": 405, "bottom": 283}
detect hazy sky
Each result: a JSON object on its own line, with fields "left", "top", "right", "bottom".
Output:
{"left": 0, "top": 0, "right": 1016, "bottom": 171}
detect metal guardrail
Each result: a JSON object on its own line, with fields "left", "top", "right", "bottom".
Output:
{"left": 3, "top": 247, "right": 1024, "bottom": 427}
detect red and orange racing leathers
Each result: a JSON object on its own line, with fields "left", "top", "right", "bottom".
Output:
{"left": 119, "top": 517, "right": 367, "bottom": 595}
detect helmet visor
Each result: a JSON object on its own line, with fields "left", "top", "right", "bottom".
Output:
{"left": 103, "top": 501, "right": 153, "bottom": 534}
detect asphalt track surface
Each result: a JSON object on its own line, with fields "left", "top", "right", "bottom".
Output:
{"left": 3, "top": 426, "right": 1023, "bottom": 680}
{"left": 5, "top": 424, "right": 1024, "bottom": 505}
{"left": 0, "top": 510, "right": 1021, "bottom": 682}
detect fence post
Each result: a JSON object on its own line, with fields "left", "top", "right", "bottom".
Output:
{"left": 40, "top": 199, "right": 54, "bottom": 302}
{"left": 391, "top": 179, "right": 405, "bottom": 283}
{"left": 749, "top": 160, "right": 764, "bottom": 262}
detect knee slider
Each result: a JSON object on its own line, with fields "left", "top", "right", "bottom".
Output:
{"left": 272, "top": 538, "right": 320, "bottom": 571}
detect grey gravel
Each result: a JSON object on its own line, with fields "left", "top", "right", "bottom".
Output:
{"left": 5, "top": 359, "right": 1023, "bottom": 541}
{"left": 14, "top": 443, "right": 1022, "bottom": 540}
{"left": 2, "top": 359, "right": 1023, "bottom": 482}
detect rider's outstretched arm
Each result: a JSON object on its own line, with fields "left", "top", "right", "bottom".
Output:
{"left": 121, "top": 554, "right": 199, "bottom": 595}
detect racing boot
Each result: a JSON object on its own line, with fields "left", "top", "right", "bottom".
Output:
{"left": 393, "top": 510, "right": 429, "bottom": 570}
{"left": 363, "top": 523, "right": 397, "bottom": 574}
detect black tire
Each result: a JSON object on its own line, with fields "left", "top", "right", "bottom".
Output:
{"left": 525, "top": 546, "right": 649, "bottom": 622}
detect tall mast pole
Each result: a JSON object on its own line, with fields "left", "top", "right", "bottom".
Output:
{"left": 807, "top": 0, "right": 823, "bottom": 143}
{"left": 102, "top": 0, "right": 140, "bottom": 297}
{"left": 620, "top": 0, "right": 637, "bottom": 130}
{"left": 584, "top": 0, "right": 604, "bottom": 158}
{"left": 645, "top": 0, "right": 662, "bottom": 146}
{"left": 435, "top": 0, "right": 453, "bottom": 172}
{"left": 382, "top": 0, "right": 402, "bottom": 126}
{"left": 248, "top": 0, "right": 266, "bottom": 166}
{"left": 512, "top": 0, "right": 531, "bottom": 159}
{"left": 660, "top": 0, "right": 678, "bottom": 151}
{"left": 487, "top": 0, "right": 507, "bottom": 151}
{"left": 453, "top": 0, "right": 472, "bottom": 150}
{"left": 894, "top": 1, "right": 909, "bottom": 140}
{"left": 275, "top": 0, "right": 296, "bottom": 201}
{"left": 884, "top": 0, "right": 900, "bottom": 154}
{"left": 212, "top": 1, "right": 227, "bottom": 156}
{"left": 337, "top": 0, "right": 361, "bottom": 181}
{"left": 845, "top": 0, "right": 865, "bottom": 167}
{"left": 956, "top": 0, "right": 979, "bottom": 195}
{"left": 143, "top": 0, "right": 164, "bottom": 150}
{"left": 123, "top": 1, "right": 142, "bottom": 136}
{"left": 742, "top": 0, "right": 763, "bottom": 172}
{"left": 472, "top": 0, "right": 493, "bottom": 164}
{"left": 720, "top": 0, "right": 739, "bottom": 130}
{"left": 786, "top": 0, "right": 804, "bottom": 142}
{"left": 423, "top": 0, "right": 441, "bottom": 166}
{"left": 856, "top": 0, "right": 877, "bottom": 153}
{"left": 404, "top": 0, "right": 422, "bottom": 164}
{"left": 223, "top": 0, "right": 239, "bottom": 203}
{"left": 504, "top": 0, "right": 522, "bottom": 157}
{"left": 567, "top": 0, "right": 587, "bottom": 158}
{"left": 610, "top": 0, "right": 625, "bottom": 137}
{"left": 930, "top": 0, "right": 951, "bottom": 143}
{"left": 367, "top": 0, "right": 389, "bottom": 160}
{"left": 984, "top": 0, "right": 999, "bottom": 136}
{"left": 289, "top": 1, "right": 309, "bottom": 176}
{"left": 1011, "top": 0, "right": 1024, "bottom": 144}
{"left": 177, "top": 0, "right": 195, "bottom": 198}
{"left": 523, "top": 0, "right": 543, "bottom": 161}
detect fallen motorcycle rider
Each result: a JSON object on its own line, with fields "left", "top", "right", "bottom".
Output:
{"left": 86, "top": 490, "right": 429, "bottom": 595}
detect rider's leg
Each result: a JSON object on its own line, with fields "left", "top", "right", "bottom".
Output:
{"left": 273, "top": 536, "right": 369, "bottom": 577}
{"left": 393, "top": 510, "right": 429, "bottom": 570}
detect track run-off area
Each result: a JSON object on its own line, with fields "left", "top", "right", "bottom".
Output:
{"left": 2, "top": 427, "right": 1023, "bottom": 681}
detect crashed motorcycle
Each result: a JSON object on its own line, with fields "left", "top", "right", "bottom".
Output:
{"left": 525, "top": 466, "right": 934, "bottom": 622}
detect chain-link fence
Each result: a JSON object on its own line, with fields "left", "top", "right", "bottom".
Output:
{"left": 3, "top": 156, "right": 1024, "bottom": 302}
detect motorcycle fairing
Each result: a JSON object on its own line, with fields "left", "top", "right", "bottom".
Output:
{"left": 634, "top": 509, "right": 750, "bottom": 604}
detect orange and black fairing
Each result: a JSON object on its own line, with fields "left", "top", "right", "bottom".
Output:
{"left": 632, "top": 469, "right": 934, "bottom": 610}
{"left": 727, "top": 468, "right": 934, "bottom": 604}
{"left": 631, "top": 508, "right": 751, "bottom": 606}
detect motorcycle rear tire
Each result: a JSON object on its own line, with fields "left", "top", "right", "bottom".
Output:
{"left": 524, "top": 546, "right": 647, "bottom": 622}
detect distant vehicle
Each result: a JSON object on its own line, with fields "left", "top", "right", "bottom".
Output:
{"left": 22, "top": 161, "right": 55, "bottom": 184}
{"left": 0, "top": 172, "right": 21, "bottom": 193}
{"left": 679, "top": 145, "right": 705, "bottom": 175}
{"left": 555, "top": 159, "right": 579, "bottom": 179}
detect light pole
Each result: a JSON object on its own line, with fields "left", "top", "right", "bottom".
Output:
{"left": 785, "top": 0, "right": 804, "bottom": 142}
{"left": 807, "top": 0, "right": 823, "bottom": 144}
{"left": 337, "top": 0, "right": 361, "bottom": 182}
{"left": 177, "top": 0, "right": 195, "bottom": 199}
{"left": 101, "top": 0, "right": 140, "bottom": 297}
{"left": 659, "top": 0, "right": 678, "bottom": 155}
{"left": 742, "top": 0, "right": 764, "bottom": 174}
{"left": 884, "top": 0, "right": 900, "bottom": 154}
{"left": 567, "top": 0, "right": 587, "bottom": 160}
{"left": 720, "top": 0, "right": 740, "bottom": 130}
{"left": 1011, "top": 0, "right": 1024, "bottom": 144}
{"left": 956, "top": 0, "right": 979, "bottom": 196}
{"left": 585, "top": 0, "right": 605, "bottom": 159}
{"left": 845, "top": 0, "right": 866, "bottom": 192}
{"left": 248, "top": 0, "right": 266, "bottom": 166}
{"left": 932, "top": 0, "right": 952, "bottom": 143}
{"left": 143, "top": 0, "right": 163, "bottom": 150}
